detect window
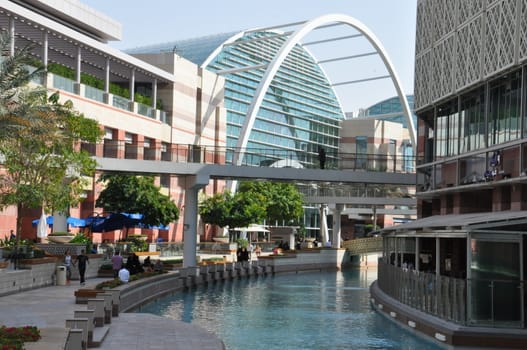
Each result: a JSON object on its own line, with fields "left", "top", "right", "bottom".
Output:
{"left": 356, "top": 136, "right": 367, "bottom": 169}
{"left": 488, "top": 72, "right": 521, "bottom": 146}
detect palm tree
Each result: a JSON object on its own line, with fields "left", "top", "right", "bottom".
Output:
{"left": 0, "top": 32, "right": 102, "bottom": 267}
{"left": 0, "top": 32, "right": 48, "bottom": 140}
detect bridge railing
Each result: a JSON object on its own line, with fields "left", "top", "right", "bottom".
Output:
{"left": 82, "top": 141, "right": 416, "bottom": 173}
{"left": 343, "top": 236, "right": 383, "bottom": 255}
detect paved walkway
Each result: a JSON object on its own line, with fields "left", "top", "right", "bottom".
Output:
{"left": 0, "top": 278, "right": 225, "bottom": 350}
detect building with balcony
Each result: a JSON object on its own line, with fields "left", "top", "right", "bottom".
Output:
{"left": 0, "top": 2, "right": 416, "bottom": 247}
{"left": 371, "top": 1, "right": 527, "bottom": 347}
{"left": 0, "top": 0, "right": 226, "bottom": 242}
{"left": 339, "top": 95, "right": 416, "bottom": 239}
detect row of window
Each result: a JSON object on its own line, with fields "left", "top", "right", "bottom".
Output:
{"left": 425, "top": 68, "right": 526, "bottom": 160}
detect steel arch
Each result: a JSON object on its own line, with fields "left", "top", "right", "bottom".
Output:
{"left": 203, "top": 14, "right": 416, "bottom": 166}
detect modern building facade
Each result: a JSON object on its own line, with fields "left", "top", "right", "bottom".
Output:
{"left": 0, "top": 0, "right": 227, "bottom": 243}
{"left": 130, "top": 31, "right": 345, "bottom": 169}
{"left": 339, "top": 95, "right": 416, "bottom": 239}
{"left": 372, "top": 0, "right": 527, "bottom": 347}
{"left": 1, "top": 2, "right": 416, "bottom": 250}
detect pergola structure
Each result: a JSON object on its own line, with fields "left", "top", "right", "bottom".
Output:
{"left": 0, "top": 1, "right": 174, "bottom": 108}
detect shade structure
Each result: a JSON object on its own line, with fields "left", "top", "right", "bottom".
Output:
{"left": 32, "top": 216, "right": 87, "bottom": 228}
{"left": 36, "top": 210, "right": 48, "bottom": 239}
{"left": 233, "top": 225, "right": 269, "bottom": 232}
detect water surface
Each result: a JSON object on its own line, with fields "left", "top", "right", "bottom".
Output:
{"left": 137, "top": 269, "right": 444, "bottom": 350}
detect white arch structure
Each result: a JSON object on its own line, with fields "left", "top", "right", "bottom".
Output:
{"left": 202, "top": 14, "right": 416, "bottom": 168}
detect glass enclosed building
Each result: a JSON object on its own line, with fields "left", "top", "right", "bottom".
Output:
{"left": 129, "top": 31, "right": 344, "bottom": 167}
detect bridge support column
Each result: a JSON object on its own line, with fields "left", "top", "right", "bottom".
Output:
{"left": 331, "top": 204, "right": 343, "bottom": 248}
{"left": 183, "top": 174, "right": 210, "bottom": 268}
{"left": 319, "top": 204, "right": 329, "bottom": 244}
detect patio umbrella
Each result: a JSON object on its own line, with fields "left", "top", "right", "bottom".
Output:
{"left": 36, "top": 210, "right": 48, "bottom": 240}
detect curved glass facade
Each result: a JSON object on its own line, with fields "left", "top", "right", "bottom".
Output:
{"left": 132, "top": 31, "right": 344, "bottom": 167}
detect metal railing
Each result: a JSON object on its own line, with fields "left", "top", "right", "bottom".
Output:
{"left": 82, "top": 141, "right": 417, "bottom": 173}
{"left": 378, "top": 261, "right": 467, "bottom": 324}
{"left": 377, "top": 261, "right": 526, "bottom": 328}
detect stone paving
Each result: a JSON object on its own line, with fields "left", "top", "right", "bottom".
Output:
{"left": 0, "top": 277, "right": 225, "bottom": 349}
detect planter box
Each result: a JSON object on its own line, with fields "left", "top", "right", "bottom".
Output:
{"left": 47, "top": 235, "right": 74, "bottom": 243}
{"left": 98, "top": 270, "right": 114, "bottom": 278}
{"left": 74, "top": 288, "right": 106, "bottom": 304}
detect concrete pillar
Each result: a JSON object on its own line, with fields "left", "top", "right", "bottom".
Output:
{"left": 76, "top": 46, "right": 82, "bottom": 84}
{"left": 152, "top": 79, "right": 157, "bottom": 109}
{"left": 42, "top": 31, "right": 48, "bottom": 71}
{"left": 105, "top": 57, "right": 110, "bottom": 93}
{"left": 319, "top": 204, "right": 329, "bottom": 244}
{"left": 53, "top": 212, "right": 68, "bottom": 233}
{"left": 129, "top": 68, "right": 135, "bottom": 100}
{"left": 183, "top": 174, "right": 210, "bottom": 267}
{"left": 331, "top": 204, "right": 343, "bottom": 248}
{"left": 9, "top": 17, "right": 14, "bottom": 56}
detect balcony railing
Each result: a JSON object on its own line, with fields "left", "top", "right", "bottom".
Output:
{"left": 81, "top": 141, "right": 417, "bottom": 173}
{"left": 46, "top": 72, "right": 168, "bottom": 124}
{"left": 378, "top": 261, "right": 525, "bottom": 327}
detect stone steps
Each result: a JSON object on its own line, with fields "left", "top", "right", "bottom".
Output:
{"left": 91, "top": 325, "right": 111, "bottom": 347}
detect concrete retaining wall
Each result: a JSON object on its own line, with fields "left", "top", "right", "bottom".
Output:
{"left": 0, "top": 255, "right": 105, "bottom": 296}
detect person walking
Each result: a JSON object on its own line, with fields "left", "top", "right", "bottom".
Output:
{"left": 318, "top": 147, "right": 326, "bottom": 169}
{"left": 74, "top": 249, "right": 89, "bottom": 285}
{"left": 111, "top": 250, "right": 123, "bottom": 278}
{"left": 64, "top": 249, "right": 72, "bottom": 284}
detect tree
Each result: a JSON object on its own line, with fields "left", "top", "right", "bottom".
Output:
{"left": 0, "top": 33, "right": 48, "bottom": 140}
{"left": 0, "top": 32, "right": 102, "bottom": 250}
{"left": 199, "top": 190, "right": 266, "bottom": 230}
{"left": 95, "top": 174, "right": 180, "bottom": 237}
{"left": 237, "top": 181, "right": 304, "bottom": 225}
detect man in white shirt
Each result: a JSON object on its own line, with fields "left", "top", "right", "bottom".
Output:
{"left": 118, "top": 266, "right": 130, "bottom": 283}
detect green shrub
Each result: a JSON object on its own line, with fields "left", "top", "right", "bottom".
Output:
{"left": 46, "top": 62, "right": 163, "bottom": 107}
{"left": 95, "top": 270, "right": 167, "bottom": 290}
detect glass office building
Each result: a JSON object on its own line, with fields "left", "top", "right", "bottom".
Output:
{"left": 129, "top": 31, "right": 345, "bottom": 166}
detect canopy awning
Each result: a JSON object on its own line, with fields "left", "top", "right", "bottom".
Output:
{"left": 32, "top": 216, "right": 87, "bottom": 228}
{"left": 381, "top": 210, "right": 527, "bottom": 234}
{"left": 234, "top": 225, "right": 269, "bottom": 232}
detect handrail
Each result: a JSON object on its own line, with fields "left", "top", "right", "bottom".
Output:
{"left": 80, "top": 141, "right": 417, "bottom": 173}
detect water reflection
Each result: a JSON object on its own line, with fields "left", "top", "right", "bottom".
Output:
{"left": 137, "top": 269, "right": 444, "bottom": 350}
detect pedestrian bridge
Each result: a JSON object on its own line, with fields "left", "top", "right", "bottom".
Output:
{"left": 86, "top": 142, "right": 412, "bottom": 267}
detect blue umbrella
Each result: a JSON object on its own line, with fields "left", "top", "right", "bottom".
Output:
{"left": 32, "top": 216, "right": 87, "bottom": 227}
{"left": 89, "top": 213, "right": 143, "bottom": 233}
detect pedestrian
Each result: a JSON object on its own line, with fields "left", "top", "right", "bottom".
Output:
{"left": 64, "top": 249, "right": 72, "bottom": 284}
{"left": 318, "top": 147, "right": 326, "bottom": 169}
{"left": 74, "top": 249, "right": 89, "bottom": 285}
{"left": 9, "top": 230, "right": 15, "bottom": 240}
{"left": 111, "top": 250, "right": 123, "bottom": 278}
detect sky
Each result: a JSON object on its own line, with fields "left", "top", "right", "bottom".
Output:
{"left": 81, "top": 0, "right": 418, "bottom": 114}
